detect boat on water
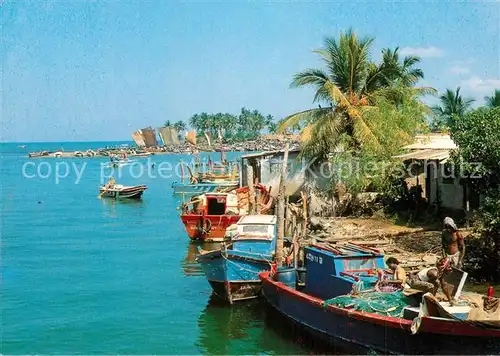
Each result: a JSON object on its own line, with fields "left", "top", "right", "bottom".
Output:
{"left": 180, "top": 184, "right": 273, "bottom": 242}
{"left": 172, "top": 157, "right": 239, "bottom": 196}
{"left": 197, "top": 215, "right": 283, "bottom": 303}
{"left": 259, "top": 244, "right": 500, "bottom": 355}
{"left": 98, "top": 183, "right": 147, "bottom": 199}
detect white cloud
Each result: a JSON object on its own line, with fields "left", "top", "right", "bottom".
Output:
{"left": 449, "top": 65, "right": 470, "bottom": 75}
{"left": 400, "top": 46, "right": 444, "bottom": 58}
{"left": 460, "top": 76, "right": 500, "bottom": 95}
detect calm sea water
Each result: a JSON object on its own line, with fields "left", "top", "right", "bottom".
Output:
{"left": 1, "top": 142, "right": 308, "bottom": 355}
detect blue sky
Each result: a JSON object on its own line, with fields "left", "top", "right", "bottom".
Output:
{"left": 2, "top": 0, "right": 499, "bottom": 142}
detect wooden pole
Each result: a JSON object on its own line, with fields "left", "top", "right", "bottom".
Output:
{"left": 275, "top": 143, "right": 289, "bottom": 268}
{"left": 255, "top": 177, "right": 261, "bottom": 214}
{"left": 301, "top": 190, "right": 308, "bottom": 239}
{"left": 247, "top": 164, "right": 256, "bottom": 214}
{"left": 180, "top": 161, "right": 185, "bottom": 184}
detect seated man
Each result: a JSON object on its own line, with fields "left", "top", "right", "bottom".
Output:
{"left": 375, "top": 257, "right": 407, "bottom": 292}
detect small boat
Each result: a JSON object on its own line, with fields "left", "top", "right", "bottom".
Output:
{"left": 259, "top": 244, "right": 500, "bottom": 354}
{"left": 18, "top": 145, "right": 27, "bottom": 149}
{"left": 28, "top": 151, "right": 49, "bottom": 158}
{"left": 180, "top": 184, "right": 273, "bottom": 242}
{"left": 197, "top": 215, "right": 279, "bottom": 303}
{"left": 172, "top": 160, "right": 239, "bottom": 196}
{"left": 171, "top": 181, "right": 239, "bottom": 195}
{"left": 98, "top": 184, "right": 147, "bottom": 199}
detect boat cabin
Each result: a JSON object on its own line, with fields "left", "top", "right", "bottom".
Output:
{"left": 188, "top": 193, "right": 239, "bottom": 216}
{"left": 230, "top": 215, "right": 277, "bottom": 255}
{"left": 303, "top": 244, "right": 385, "bottom": 300}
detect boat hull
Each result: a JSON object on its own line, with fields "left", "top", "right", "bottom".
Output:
{"left": 260, "top": 272, "right": 500, "bottom": 355}
{"left": 172, "top": 181, "right": 238, "bottom": 196}
{"left": 180, "top": 215, "right": 241, "bottom": 242}
{"left": 99, "top": 185, "right": 147, "bottom": 199}
{"left": 198, "top": 250, "right": 272, "bottom": 303}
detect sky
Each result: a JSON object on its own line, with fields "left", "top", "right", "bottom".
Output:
{"left": 2, "top": 0, "right": 499, "bottom": 142}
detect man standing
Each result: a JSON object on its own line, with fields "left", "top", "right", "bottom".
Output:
{"left": 441, "top": 217, "right": 465, "bottom": 269}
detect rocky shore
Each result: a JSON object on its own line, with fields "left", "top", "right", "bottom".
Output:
{"left": 28, "top": 139, "right": 300, "bottom": 158}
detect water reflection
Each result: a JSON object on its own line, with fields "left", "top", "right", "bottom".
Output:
{"left": 100, "top": 197, "right": 145, "bottom": 219}
{"left": 182, "top": 242, "right": 221, "bottom": 277}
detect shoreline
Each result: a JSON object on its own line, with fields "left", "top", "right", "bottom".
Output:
{"left": 26, "top": 139, "right": 301, "bottom": 158}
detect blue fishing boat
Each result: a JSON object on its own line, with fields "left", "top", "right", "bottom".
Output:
{"left": 171, "top": 181, "right": 238, "bottom": 195}
{"left": 196, "top": 215, "right": 277, "bottom": 303}
{"left": 260, "top": 244, "right": 500, "bottom": 354}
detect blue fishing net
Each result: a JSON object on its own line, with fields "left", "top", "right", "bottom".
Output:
{"left": 324, "top": 291, "right": 410, "bottom": 317}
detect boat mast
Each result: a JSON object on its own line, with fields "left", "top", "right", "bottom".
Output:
{"left": 275, "top": 143, "right": 289, "bottom": 268}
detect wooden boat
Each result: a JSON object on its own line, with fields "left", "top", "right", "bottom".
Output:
{"left": 28, "top": 150, "right": 49, "bottom": 158}
{"left": 172, "top": 160, "right": 239, "bottom": 196}
{"left": 98, "top": 184, "right": 147, "bottom": 199}
{"left": 171, "top": 181, "right": 239, "bottom": 195}
{"left": 180, "top": 184, "right": 273, "bottom": 242}
{"left": 196, "top": 215, "right": 278, "bottom": 303}
{"left": 259, "top": 244, "right": 500, "bottom": 355}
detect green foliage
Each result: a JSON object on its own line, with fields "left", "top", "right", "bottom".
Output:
{"left": 280, "top": 28, "right": 432, "bottom": 161}
{"left": 164, "top": 120, "right": 172, "bottom": 127}
{"left": 187, "top": 108, "right": 276, "bottom": 143}
{"left": 431, "top": 87, "right": 475, "bottom": 131}
{"left": 173, "top": 120, "right": 186, "bottom": 132}
{"left": 484, "top": 89, "right": 500, "bottom": 108}
{"left": 450, "top": 107, "right": 500, "bottom": 281}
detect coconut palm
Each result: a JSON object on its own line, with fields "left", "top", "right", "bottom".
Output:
{"left": 279, "top": 29, "right": 430, "bottom": 159}
{"left": 432, "top": 87, "right": 475, "bottom": 128}
{"left": 484, "top": 89, "right": 500, "bottom": 108}
{"left": 380, "top": 47, "right": 424, "bottom": 88}
{"left": 164, "top": 120, "right": 172, "bottom": 127}
{"left": 173, "top": 120, "right": 186, "bottom": 133}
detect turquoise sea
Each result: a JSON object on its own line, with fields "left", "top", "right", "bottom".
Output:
{"left": 1, "top": 142, "right": 310, "bottom": 355}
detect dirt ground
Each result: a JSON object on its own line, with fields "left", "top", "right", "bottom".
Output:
{"left": 305, "top": 217, "right": 449, "bottom": 270}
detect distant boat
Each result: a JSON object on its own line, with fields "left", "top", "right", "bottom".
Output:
{"left": 18, "top": 145, "right": 27, "bottom": 149}
{"left": 98, "top": 184, "right": 147, "bottom": 199}
{"left": 28, "top": 151, "right": 49, "bottom": 158}
{"left": 197, "top": 215, "right": 279, "bottom": 303}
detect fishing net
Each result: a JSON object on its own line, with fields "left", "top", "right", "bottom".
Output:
{"left": 324, "top": 291, "right": 410, "bottom": 317}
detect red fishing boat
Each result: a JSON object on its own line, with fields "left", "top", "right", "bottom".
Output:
{"left": 180, "top": 184, "right": 273, "bottom": 242}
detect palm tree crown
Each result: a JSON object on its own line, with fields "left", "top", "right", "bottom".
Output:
{"left": 432, "top": 87, "right": 475, "bottom": 129}
{"left": 484, "top": 89, "right": 500, "bottom": 108}
{"left": 279, "top": 29, "right": 431, "bottom": 159}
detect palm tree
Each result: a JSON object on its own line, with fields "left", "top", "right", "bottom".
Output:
{"left": 432, "top": 87, "right": 475, "bottom": 128}
{"left": 380, "top": 47, "right": 424, "bottom": 88}
{"left": 484, "top": 89, "right": 500, "bottom": 108}
{"left": 164, "top": 120, "right": 172, "bottom": 127}
{"left": 173, "top": 120, "right": 186, "bottom": 133}
{"left": 279, "top": 29, "right": 430, "bottom": 160}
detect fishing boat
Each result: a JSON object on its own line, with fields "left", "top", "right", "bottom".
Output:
{"left": 180, "top": 184, "right": 273, "bottom": 242}
{"left": 197, "top": 215, "right": 279, "bottom": 303}
{"left": 259, "top": 244, "right": 500, "bottom": 355}
{"left": 172, "top": 156, "right": 239, "bottom": 196}
{"left": 98, "top": 183, "right": 147, "bottom": 199}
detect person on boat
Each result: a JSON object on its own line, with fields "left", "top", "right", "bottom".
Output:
{"left": 106, "top": 177, "right": 116, "bottom": 189}
{"left": 441, "top": 217, "right": 465, "bottom": 269}
{"left": 375, "top": 257, "right": 407, "bottom": 292}
{"left": 407, "top": 259, "right": 455, "bottom": 304}
{"left": 407, "top": 266, "right": 440, "bottom": 294}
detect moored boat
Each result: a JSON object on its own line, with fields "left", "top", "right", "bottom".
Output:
{"left": 259, "top": 244, "right": 500, "bottom": 355}
{"left": 172, "top": 157, "right": 239, "bottom": 196}
{"left": 180, "top": 184, "right": 273, "bottom": 242}
{"left": 197, "top": 215, "right": 279, "bottom": 303}
{"left": 98, "top": 183, "right": 147, "bottom": 199}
